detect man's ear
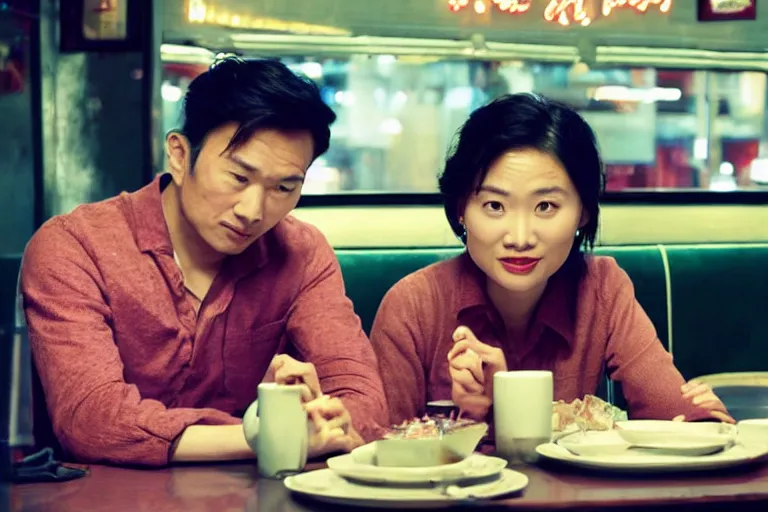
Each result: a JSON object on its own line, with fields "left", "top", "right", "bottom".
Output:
{"left": 166, "top": 131, "right": 193, "bottom": 186}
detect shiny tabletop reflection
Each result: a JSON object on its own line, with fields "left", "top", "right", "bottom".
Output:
{"left": 11, "top": 457, "right": 768, "bottom": 512}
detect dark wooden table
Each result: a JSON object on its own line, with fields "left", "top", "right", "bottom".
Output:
{"left": 7, "top": 457, "right": 768, "bottom": 512}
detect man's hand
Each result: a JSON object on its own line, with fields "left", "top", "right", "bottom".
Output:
{"left": 262, "top": 354, "right": 321, "bottom": 402}
{"left": 304, "top": 395, "right": 364, "bottom": 457}
{"left": 446, "top": 326, "right": 507, "bottom": 420}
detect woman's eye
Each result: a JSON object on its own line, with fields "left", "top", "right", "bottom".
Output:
{"left": 483, "top": 201, "right": 504, "bottom": 212}
{"left": 536, "top": 201, "right": 558, "bottom": 213}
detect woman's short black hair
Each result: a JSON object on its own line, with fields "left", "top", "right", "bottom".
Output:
{"left": 438, "top": 93, "right": 605, "bottom": 255}
{"left": 180, "top": 56, "right": 336, "bottom": 163}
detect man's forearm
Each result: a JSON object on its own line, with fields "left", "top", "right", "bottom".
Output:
{"left": 170, "top": 424, "right": 255, "bottom": 463}
{"left": 341, "top": 393, "right": 389, "bottom": 442}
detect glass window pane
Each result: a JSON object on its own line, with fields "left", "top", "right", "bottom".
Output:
{"left": 161, "top": 53, "right": 768, "bottom": 194}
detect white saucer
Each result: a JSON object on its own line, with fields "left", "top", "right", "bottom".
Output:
{"left": 284, "top": 468, "right": 528, "bottom": 509}
{"left": 327, "top": 449, "right": 508, "bottom": 484}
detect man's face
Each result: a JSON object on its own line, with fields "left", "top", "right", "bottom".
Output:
{"left": 167, "top": 123, "right": 314, "bottom": 256}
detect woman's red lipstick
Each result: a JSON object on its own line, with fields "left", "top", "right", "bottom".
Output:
{"left": 499, "top": 257, "right": 540, "bottom": 275}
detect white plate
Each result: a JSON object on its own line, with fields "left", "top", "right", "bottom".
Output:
{"left": 615, "top": 420, "right": 737, "bottom": 450}
{"left": 284, "top": 468, "right": 528, "bottom": 509}
{"left": 536, "top": 439, "right": 768, "bottom": 473}
{"left": 327, "top": 450, "right": 508, "bottom": 484}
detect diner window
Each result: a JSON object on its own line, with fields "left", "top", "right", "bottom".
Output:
{"left": 160, "top": 47, "right": 768, "bottom": 194}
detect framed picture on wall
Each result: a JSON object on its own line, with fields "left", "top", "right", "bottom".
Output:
{"left": 697, "top": 0, "right": 756, "bottom": 21}
{"left": 59, "top": 0, "right": 147, "bottom": 52}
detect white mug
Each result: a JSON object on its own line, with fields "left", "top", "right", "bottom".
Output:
{"left": 493, "top": 370, "right": 553, "bottom": 463}
{"left": 251, "top": 383, "right": 309, "bottom": 478}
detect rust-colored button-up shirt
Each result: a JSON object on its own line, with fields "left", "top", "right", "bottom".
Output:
{"left": 21, "top": 174, "right": 387, "bottom": 466}
{"left": 371, "top": 253, "right": 717, "bottom": 424}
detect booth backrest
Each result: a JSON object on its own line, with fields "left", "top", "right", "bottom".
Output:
{"left": 336, "top": 244, "right": 768, "bottom": 381}
{"left": 336, "top": 246, "right": 670, "bottom": 347}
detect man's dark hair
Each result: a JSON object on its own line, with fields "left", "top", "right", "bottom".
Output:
{"left": 180, "top": 56, "right": 336, "bottom": 164}
{"left": 438, "top": 93, "right": 605, "bottom": 263}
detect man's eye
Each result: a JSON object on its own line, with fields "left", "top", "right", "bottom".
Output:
{"left": 230, "top": 172, "right": 248, "bottom": 184}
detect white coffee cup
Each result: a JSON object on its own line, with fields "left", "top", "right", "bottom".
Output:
{"left": 252, "top": 383, "right": 309, "bottom": 478}
{"left": 493, "top": 370, "right": 553, "bottom": 463}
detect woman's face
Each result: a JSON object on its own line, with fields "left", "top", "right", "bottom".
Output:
{"left": 462, "top": 148, "right": 586, "bottom": 300}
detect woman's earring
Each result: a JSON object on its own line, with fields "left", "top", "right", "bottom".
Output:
{"left": 458, "top": 217, "right": 467, "bottom": 240}
{"left": 575, "top": 229, "right": 582, "bottom": 238}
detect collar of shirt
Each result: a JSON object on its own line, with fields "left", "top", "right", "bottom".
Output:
{"left": 127, "top": 173, "right": 270, "bottom": 281}
{"left": 454, "top": 251, "right": 577, "bottom": 348}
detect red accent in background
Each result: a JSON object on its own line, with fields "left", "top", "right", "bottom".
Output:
{"left": 0, "top": 43, "right": 25, "bottom": 94}
{"left": 605, "top": 140, "right": 760, "bottom": 191}
{"left": 723, "top": 139, "right": 759, "bottom": 185}
{"left": 697, "top": 0, "right": 756, "bottom": 22}
{"left": 605, "top": 146, "right": 697, "bottom": 191}
{"left": 163, "top": 62, "right": 208, "bottom": 80}
{"left": 93, "top": 0, "right": 115, "bottom": 13}
{"left": 657, "top": 71, "right": 694, "bottom": 96}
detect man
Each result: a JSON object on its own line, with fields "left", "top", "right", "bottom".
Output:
{"left": 20, "top": 57, "right": 387, "bottom": 466}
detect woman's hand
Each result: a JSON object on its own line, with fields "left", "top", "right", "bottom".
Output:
{"left": 673, "top": 379, "right": 735, "bottom": 424}
{"left": 446, "top": 326, "right": 507, "bottom": 420}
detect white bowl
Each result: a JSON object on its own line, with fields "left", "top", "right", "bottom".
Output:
{"left": 373, "top": 422, "right": 488, "bottom": 468}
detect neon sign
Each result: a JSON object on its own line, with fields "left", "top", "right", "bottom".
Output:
{"left": 449, "top": 0, "right": 673, "bottom": 25}
{"left": 493, "top": 0, "right": 532, "bottom": 13}
{"left": 544, "top": 0, "right": 591, "bottom": 26}
{"left": 448, "top": 0, "right": 532, "bottom": 14}
{"left": 602, "top": 0, "right": 672, "bottom": 16}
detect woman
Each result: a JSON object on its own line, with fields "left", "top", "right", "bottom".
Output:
{"left": 370, "top": 93, "right": 731, "bottom": 426}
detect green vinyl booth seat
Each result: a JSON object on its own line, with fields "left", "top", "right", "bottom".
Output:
{"left": 2, "top": 244, "right": 768, "bottom": 427}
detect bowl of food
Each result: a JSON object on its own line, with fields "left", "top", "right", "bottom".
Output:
{"left": 369, "top": 416, "right": 488, "bottom": 468}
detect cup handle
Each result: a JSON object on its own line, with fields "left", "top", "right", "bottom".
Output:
{"left": 242, "top": 399, "right": 260, "bottom": 455}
